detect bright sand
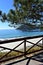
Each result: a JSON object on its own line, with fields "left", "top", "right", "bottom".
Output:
{"left": 0, "top": 37, "right": 42, "bottom": 52}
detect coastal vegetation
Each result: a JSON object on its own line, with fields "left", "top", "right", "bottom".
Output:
{"left": 0, "top": 46, "right": 42, "bottom": 58}
{"left": 0, "top": 0, "right": 43, "bottom": 31}
{"left": 17, "top": 23, "right": 37, "bottom": 31}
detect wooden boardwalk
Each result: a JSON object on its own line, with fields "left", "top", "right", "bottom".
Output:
{"left": 1, "top": 59, "right": 43, "bottom": 65}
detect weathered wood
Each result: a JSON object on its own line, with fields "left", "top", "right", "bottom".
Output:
{"left": 24, "top": 39, "right": 26, "bottom": 57}
{"left": 0, "top": 35, "right": 43, "bottom": 64}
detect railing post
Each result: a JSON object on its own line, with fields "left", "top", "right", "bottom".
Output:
{"left": 42, "top": 37, "right": 43, "bottom": 46}
{"left": 24, "top": 39, "right": 26, "bottom": 57}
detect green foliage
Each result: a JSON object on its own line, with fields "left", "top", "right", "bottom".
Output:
{"left": 0, "top": 11, "right": 2, "bottom": 15}
{"left": 0, "top": 0, "right": 43, "bottom": 28}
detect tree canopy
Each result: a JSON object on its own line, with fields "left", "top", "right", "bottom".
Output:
{"left": 0, "top": 0, "right": 43, "bottom": 27}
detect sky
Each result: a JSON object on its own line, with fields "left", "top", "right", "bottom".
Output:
{"left": 0, "top": 0, "right": 14, "bottom": 29}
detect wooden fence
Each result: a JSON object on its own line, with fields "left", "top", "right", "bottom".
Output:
{"left": 0, "top": 35, "right": 43, "bottom": 65}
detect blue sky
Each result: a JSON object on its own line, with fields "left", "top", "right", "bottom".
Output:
{"left": 0, "top": 0, "right": 14, "bottom": 29}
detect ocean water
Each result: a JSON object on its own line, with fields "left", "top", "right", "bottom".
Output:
{"left": 0, "top": 29, "right": 43, "bottom": 50}
{"left": 0, "top": 29, "right": 43, "bottom": 39}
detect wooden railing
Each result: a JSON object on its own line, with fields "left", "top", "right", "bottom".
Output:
{"left": 0, "top": 35, "right": 43, "bottom": 65}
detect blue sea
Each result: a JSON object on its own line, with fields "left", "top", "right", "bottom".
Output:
{"left": 0, "top": 29, "right": 43, "bottom": 39}
{"left": 0, "top": 29, "right": 43, "bottom": 50}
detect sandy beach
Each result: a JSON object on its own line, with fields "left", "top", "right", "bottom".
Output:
{"left": 0, "top": 37, "right": 42, "bottom": 51}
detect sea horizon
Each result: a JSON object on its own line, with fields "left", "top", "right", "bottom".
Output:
{"left": 0, "top": 29, "right": 43, "bottom": 39}
{"left": 0, "top": 29, "right": 43, "bottom": 52}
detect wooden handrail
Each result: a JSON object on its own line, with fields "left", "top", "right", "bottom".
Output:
{"left": 0, "top": 35, "right": 43, "bottom": 44}
{"left": 0, "top": 35, "right": 43, "bottom": 64}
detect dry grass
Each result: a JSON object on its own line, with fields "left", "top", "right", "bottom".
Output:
{"left": 0, "top": 46, "right": 42, "bottom": 58}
